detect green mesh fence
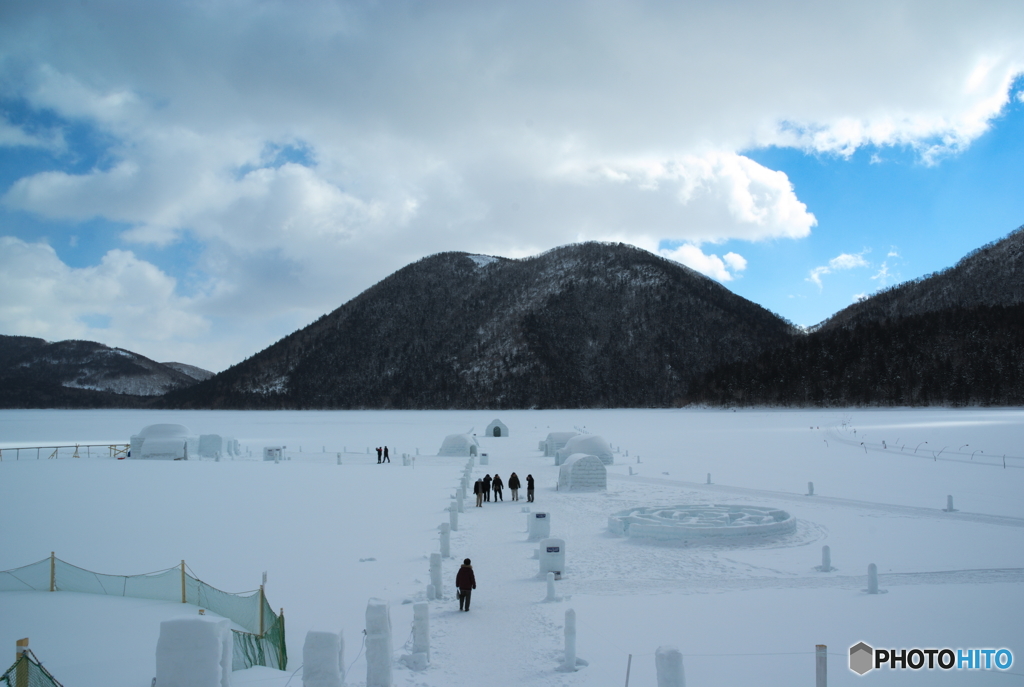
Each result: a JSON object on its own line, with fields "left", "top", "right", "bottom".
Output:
{"left": 0, "top": 557, "right": 286, "bottom": 671}
{"left": 0, "top": 651, "right": 63, "bottom": 687}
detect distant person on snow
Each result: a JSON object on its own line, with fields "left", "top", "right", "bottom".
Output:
{"left": 474, "top": 478, "right": 485, "bottom": 507}
{"left": 376, "top": 447, "right": 382, "bottom": 464}
{"left": 383, "top": 446, "right": 390, "bottom": 463}
{"left": 526, "top": 474, "right": 535, "bottom": 502}
{"left": 482, "top": 474, "right": 492, "bottom": 502}
{"left": 508, "top": 472, "right": 521, "bottom": 501}
{"left": 456, "top": 558, "right": 476, "bottom": 611}
{"left": 491, "top": 473, "right": 504, "bottom": 501}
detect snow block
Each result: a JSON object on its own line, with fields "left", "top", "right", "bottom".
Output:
{"left": 412, "top": 602, "right": 430, "bottom": 661}
{"left": 539, "top": 538, "right": 565, "bottom": 578}
{"left": 655, "top": 646, "right": 685, "bottom": 687}
{"left": 365, "top": 598, "right": 393, "bottom": 687}
{"left": 528, "top": 512, "right": 551, "bottom": 541}
{"left": 155, "top": 616, "right": 232, "bottom": 687}
{"left": 303, "top": 630, "right": 344, "bottom": 687}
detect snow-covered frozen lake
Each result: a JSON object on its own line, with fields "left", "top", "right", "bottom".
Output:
{"left": 2, "top": 408, "right": 1022, "bottom": 686}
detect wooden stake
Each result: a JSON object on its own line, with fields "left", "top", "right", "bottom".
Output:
{"left": 49, "top": 552, "right": 55, "bottom": 592}
{"left": 181, "top": 560, "right": 186, "bottom": 603}
{"left": 259, "top": 585, "right": 265, "bottom": 635}
{"left": 15, "top": 638, "right": 29, "bottom": 687}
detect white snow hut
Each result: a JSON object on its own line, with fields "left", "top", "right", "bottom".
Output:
{"left": 555, "top": 434, "right": 614, "bottom": 466}
{"left": 486, "top": 419, "right": 509, "bottom": 437}
{"left": 438, "top": 434, "right": 480, "bottom": 457}
{"left": 543, "top": 432, "right": 578, "bottom": 457}
{"left": 558, "top": 454, "right": 607, "bottom": 490}
{"left": 130, "top": 424, "right": 198, "bottom": 460}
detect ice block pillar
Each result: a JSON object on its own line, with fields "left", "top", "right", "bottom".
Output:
{"left": 365, "top": 599, "right": 393, "bottom": 687}
{"left": 655, "top": 646, "right": 685, "bottom": 687}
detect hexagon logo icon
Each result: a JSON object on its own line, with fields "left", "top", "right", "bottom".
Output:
{"left": 850, "top": 642, "right": 874, "bottom": 675}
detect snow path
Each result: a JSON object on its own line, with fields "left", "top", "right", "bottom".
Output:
{"left": 424, "top": 487, "right": 584, "bottom": 687}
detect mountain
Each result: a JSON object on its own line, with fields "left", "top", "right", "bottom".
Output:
{"left": 164, "top": 242, "right": 798, "bottom": 409}
{"left": 816, "top": 226, "right": 1024, "bottom": 331}
{"left": 162, "top": 362, "right": 215, "bottom": 382}
{"left": 0, "top": 336, "right": 211, "bottom": 408}
{"left": 693, "top": 226, "right": 1024, "bottom": 406}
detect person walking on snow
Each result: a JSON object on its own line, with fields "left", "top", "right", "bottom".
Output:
{"left": 383, "top": 446, "right": 390, "bottom": 463}
{"left": 376, "top": 447, "right": 382, "bottom": 463}
{"left": 491, "top": 473, "right": 504, "bottom": 501}
{"left": 456, "top": 558, "right": 476, "bottom": 611}
{"left": 508, "top": 472, "right": 521, "bottom": 501}
{"left": 474, "top": 478, "right": 485, "bottom": 507}
{"left": 482, "top": 474, "right": 492, "bottom": 502}
{"left": 526, "top": 474, "right": 535, "bottom": 502}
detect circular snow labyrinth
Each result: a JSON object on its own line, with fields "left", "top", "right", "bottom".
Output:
{"left": 608, "top": 504, "right": 797, "bottom": 541}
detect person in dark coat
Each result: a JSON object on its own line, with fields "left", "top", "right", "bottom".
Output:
{"left": 456, "top": 558, "right": 476, "bottom": 611}
{"left": 482, "top": 474, "right": 492, "bottom": 502}
{"left": 526, "top": 474, "right": 535, "bottom": 502}
{"left": 376, "top": 447, "right": 382, "bottom": 463}
{"left": 474, "top": 478, "right": 485, "bottom": 507}
{"left": 491, "top": 473, "right": 504, "bottom": 501}
{"left": 508, "top": 472, "right": 521, "bottom": 501}
{"left": 383, "top": 446, "right": 390, "bottom": 463}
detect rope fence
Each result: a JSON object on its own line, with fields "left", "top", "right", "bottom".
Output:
{"left": 0, "top": 554, "right": 286, "bottom": 672}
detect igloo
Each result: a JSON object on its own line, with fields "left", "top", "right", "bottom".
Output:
{"left": 555, "top": 435, "right": 613, "bottom": 466}
{"left": 543, "top": 432, "right": 578, "bottom": 457}
{"left": 438, "top": 434, "right": 480, "bottom": 457}
{"left": 129, "top": 424, "right": 198, "bottom": 460}
{"left": 558, "top": 454, "right": 607, "bottom": 490}
{"left": 486, "top": 419, "right": 509, "bottom": 438}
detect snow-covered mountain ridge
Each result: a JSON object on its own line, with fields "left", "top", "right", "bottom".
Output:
{"left": 0, "top": 336, "right": 212, "bottom": 405}
{"left": 166, "top": 242, "right": 797, "bottom": 409}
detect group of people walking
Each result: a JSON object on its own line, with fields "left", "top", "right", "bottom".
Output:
{"left": 376, "top": 446, "right": 389, "bottom": 463}
{"left": 473, "top": 472, "right": 534, "bottom": 506}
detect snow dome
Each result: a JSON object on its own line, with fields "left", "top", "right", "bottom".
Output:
{"left": 555, "top": 435, "right": 613, "bottom": 466}
{"left": 130, "top": 424, "right": 198, "bottom": 460}
{"left": 485, "top": 419, "right": 509, "bottom": 437}
{"left": 558, "top": 454, "right": 607, "bottom": 490}
{"left": 438, "top": 434, "right": 480, "bottom": 457}
{"left": 543, "top": 432, "right": 578, "bottom": 457}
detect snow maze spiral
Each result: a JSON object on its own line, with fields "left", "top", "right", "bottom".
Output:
{"left": 608, "top": 504, "right": 797, "bottom": 541}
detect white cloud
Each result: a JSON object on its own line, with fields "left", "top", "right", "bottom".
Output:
{"left": 1, "top": 1, "right": 1023, "bottom": 368}
{"left": 807, "top": 252, "right": 871, "bottom": 289}
{"left": 0, "top": 236, "right": 208, "bottom": 358}
{"left": 0, "top": 116, "right": 64, "bottom": 151}
{"left": 660, "top": 244, "right": 748, "bottom": 282}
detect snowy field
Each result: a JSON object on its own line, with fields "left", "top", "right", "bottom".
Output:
{"left": 1, "top": 407, "right": 1023, "bottom": 686}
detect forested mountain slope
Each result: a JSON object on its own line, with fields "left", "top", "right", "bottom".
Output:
{"left": 165, "top": 242, "right": 797, "bottom": 409}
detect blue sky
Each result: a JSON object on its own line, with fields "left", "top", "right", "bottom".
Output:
{"left": 2, "top": 1, "right": 1023, "bottom": 371}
